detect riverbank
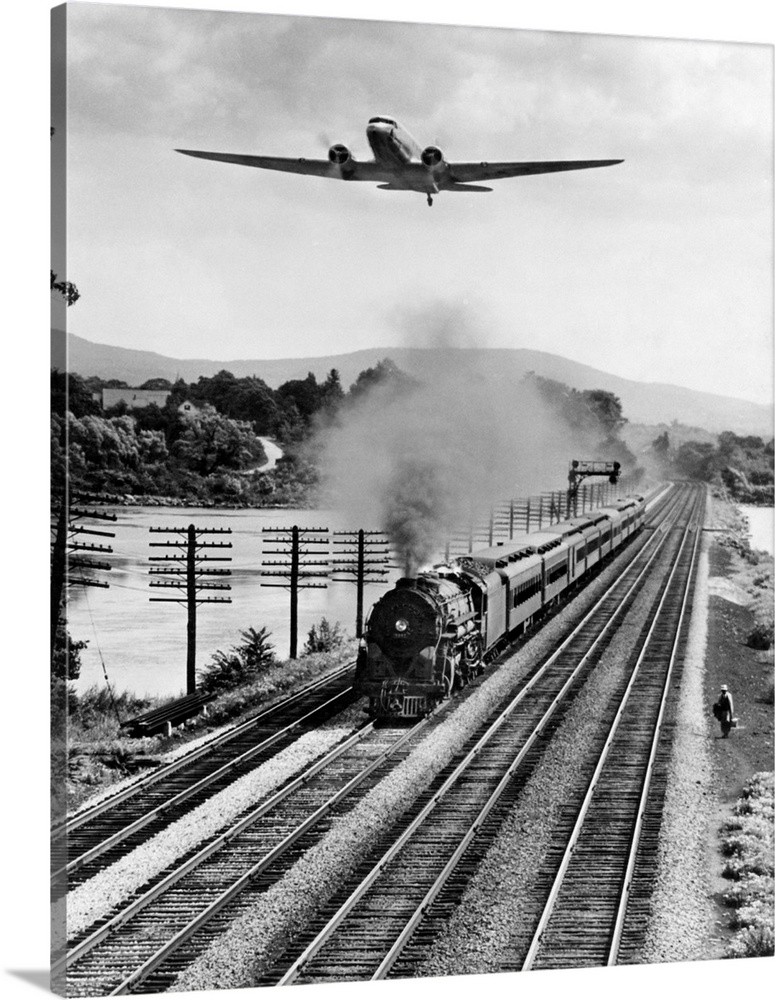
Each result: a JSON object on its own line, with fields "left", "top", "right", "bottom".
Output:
{"left": 69, "top": 488, "right": 313, "bottom": 509}
{"left": 63, "top": 641, "right": 358, "bottom": 814}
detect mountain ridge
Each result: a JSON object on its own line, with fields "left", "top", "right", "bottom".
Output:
{"left": 53, "top": 330, "right": 773, "bottom": 436}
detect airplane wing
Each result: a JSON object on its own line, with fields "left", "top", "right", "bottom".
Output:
{"left": 175, "top": 149, "right": 391, "bottom": 182}
{"left": 446, "top": 159, "right": 623, "bottom": 183}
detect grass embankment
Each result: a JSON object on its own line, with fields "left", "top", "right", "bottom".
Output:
{"left": 64, "top": 640, "right": 358, "bottom": 814}
{"left": 720, "top": 772, "right": 774, "bottom": 958}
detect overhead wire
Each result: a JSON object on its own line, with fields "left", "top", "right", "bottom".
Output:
{"left": 82, "top": 587, "right": 124, "bottom": 726}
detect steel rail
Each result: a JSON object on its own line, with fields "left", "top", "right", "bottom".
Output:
{"left": 54, "top": 660, "right": 356, "bottom": 838}
{"left": 521, "top": 491, "right": 701, "bottom": 970}
{"left": 606, "top": 497, "right": 704, "bottom": 964}
{"left": 56, "top": 683, "right": 356, "bottom": 881}
{"left": 277, "top": 492, "right": 690, "bottom": 983}
{"left": 96, "top": 718, "right": 429, "bottom": 996}
{"left": 56, "top": 719, "right": 375, "bottom": 978}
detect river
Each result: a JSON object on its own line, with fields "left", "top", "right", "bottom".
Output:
{"left": 739, "top": 505, "right": 774, "bottom": 557}
{"left": 67, "top": 507, "right": 400, "bottom": 699}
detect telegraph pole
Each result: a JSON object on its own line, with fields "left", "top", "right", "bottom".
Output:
{"left": 332, "top": 530, "right": 391, "bottom": 637}
{"left": 261, "top": 526, "right": 329, "bottom": 658}
{"left": 149, "top": 524, "right": 232, "bottom": 694}
{"left": 51, "top": 503, "right": 116, "bottom": 652}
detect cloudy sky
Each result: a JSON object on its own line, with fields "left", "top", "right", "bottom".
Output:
{"left": 53, "top": 2, "right": 772, "bottom": 406}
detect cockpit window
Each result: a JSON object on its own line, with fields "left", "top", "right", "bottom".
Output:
{"left": 368, "top": 116, "right": 397, "bottom": 127}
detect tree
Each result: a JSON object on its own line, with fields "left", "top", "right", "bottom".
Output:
{"left": 674, "top": 440, "right": 717, "bottom": 480}
{"left": 50, "top": 271, "right": 81, "bottom": 307}
{"left": 173, "top": 404, "right": 261, "bottom": 474}
{"left": 51, "top": 622, "right": 87, "bottom": 681}
{"left": 303, "top": 618, "right": 345, "bottom": 654}
{"left": 227, "top": 378, "right": 283, "bottom": 434}
{"left": 347, "top": 358, "right": 415, "bottom": 402}
{"left": 320, "top": 369, "right": 345, "bottom": 414}
{"left": 581, "top": 389, "right": 627, "bottom": 438}
{"left": 139, "top": 377, "right": 173, "bottom": 390}
{"left": 277, "top": 373, "right": 323, "bottom": 425}
{"left": 51, "top": 368, "right": 100, "bottom": 419}
{"left": 651, "top": 431, "right": 671, "bottom": 457}
{"left": 650, "top": 430, "right": 672, "bottom": 474}
{"left": 526, "top": 373, "right": 631, "bottom": 459}
{"left": 190, "top": 369, "right": 239, "bottom": 412}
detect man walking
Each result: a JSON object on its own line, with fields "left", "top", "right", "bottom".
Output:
{"left": 715, "top": 684, "right": 735, "bottom": 738}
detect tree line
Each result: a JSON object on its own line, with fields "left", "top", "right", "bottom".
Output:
{"left": 52, "top": 361, "right": 640, "bottom": 506}
{"left": 649, "top": 429, "right": 774, "bottom": 502}
{"left": 51, "top": 358, "right": 414, "bottom": 504}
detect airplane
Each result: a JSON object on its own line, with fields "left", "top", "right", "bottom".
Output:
{"left": 176, "top": 115, "right": 623, "bottom": 206}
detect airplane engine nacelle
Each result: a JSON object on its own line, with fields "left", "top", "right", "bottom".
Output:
{"left": 328, "top": 144, "right": 354, "bottom": 166}
{"left": 421, "top": 145, "right": 444, "bottom": 169}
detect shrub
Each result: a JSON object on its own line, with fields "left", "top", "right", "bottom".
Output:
{"left": 69, "top": 685, "right": 154, "bottom": 732}
{"left": 721, "top": 771, "right": 775, "bottom": 958}
{"left": 726, "top": 924, "right": 774, "bottom": 959}
{"left": 199, "top": 627, "right": 277, "bottom": 694}
{"left": 747, "top": 622, "right": 774, "bottom": 650}
{"left": 235, "top": 627, "right": 277, "bottom": 673}
{"left": 51, "top": 623, "right": 87, "bottom": 681}
{"left": 303, "top": 617, "right": 346, "bottom": 655}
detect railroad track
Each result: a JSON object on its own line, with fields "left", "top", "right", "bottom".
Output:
{"left": 56, "top": 717, "right": 433, "bottom": 995}
{"left": 55, "top": 483, "right": 698, "bottom": 993}
{"left": 52, "top": 662, "right": 357, "bottom": 891}
{"left": 520, "top": 486, "right": 704, "bottom": 970}
{"left": 247, "top": 485, "right": 703, "bottom": 983}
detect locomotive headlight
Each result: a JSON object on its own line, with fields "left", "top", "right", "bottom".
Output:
{"left": 395, "top": 619, "right": 409, "bottom": 633}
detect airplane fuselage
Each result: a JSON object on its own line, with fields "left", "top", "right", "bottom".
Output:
{"left": 366, "top": 116, "right": 422, "bottom": 166}
{"left": 366, "top": 116, "right": 436, "bottom": 194}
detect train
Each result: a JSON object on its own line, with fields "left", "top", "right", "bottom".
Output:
{"left": 355, "top": 494, "right": 647, "bottom": 718}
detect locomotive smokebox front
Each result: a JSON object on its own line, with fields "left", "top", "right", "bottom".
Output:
{"left": 368, "top": 579, "right": 441, "bottom": 663}
{"left": 355, "top": 577, "right": 453, "bottom": 717}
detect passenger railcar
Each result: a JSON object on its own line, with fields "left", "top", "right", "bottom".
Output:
{"left": 355, "top": 494, "right": 647, "bottom": 718}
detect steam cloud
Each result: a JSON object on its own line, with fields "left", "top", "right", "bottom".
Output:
{"left": 315, "top": 304, "right": 606, "bottom": 573}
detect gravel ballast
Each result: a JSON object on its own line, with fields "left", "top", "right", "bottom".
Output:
{"left": 637, "top": 542, "right": 717, "bottom": 962}
{"left": 66, "top": 707, "right": 365, "bottom": 938}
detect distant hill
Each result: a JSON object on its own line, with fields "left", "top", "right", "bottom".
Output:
{"left": 53, "top": 330, "right": 773, "bottom": 437}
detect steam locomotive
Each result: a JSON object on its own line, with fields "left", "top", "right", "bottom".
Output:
{"left": 355, "top": 495, "right": 646, "bottom": 718}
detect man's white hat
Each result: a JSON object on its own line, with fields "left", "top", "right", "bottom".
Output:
{"left": 721, "top": 684, "right": 728, "bottom": 691}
